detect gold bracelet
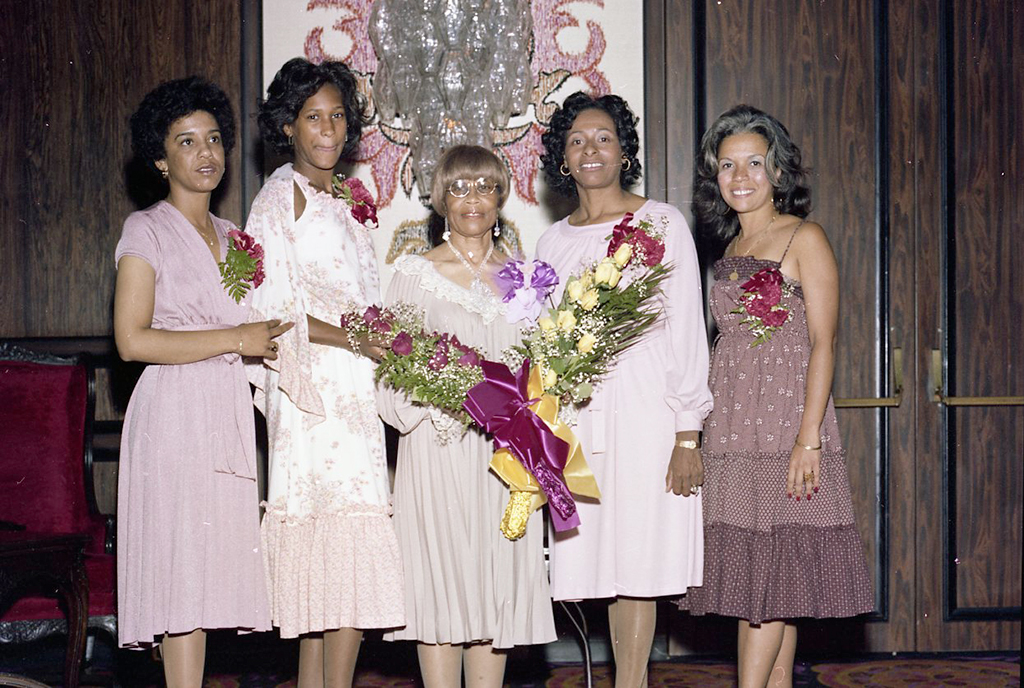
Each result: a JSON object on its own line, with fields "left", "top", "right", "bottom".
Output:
{"left": 675, "top": 439, "right": 700, "bottom": 450}
{"left": 796, "top": 441, "right": 822, "bottom": 451}
{"left": 238, "top": 338, "right": 243, "bottom": 354}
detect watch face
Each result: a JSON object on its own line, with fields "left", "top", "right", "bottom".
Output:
{"left": 677, "top": 440, "right": 699, "bottom": 449}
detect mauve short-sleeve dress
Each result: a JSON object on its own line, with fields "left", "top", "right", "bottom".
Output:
{"left": 115, "top": 201, "right": 270, "bottom": 648}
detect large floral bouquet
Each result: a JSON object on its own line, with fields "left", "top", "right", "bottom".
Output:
{"left": 339, "top": 304, "right": 484, "bottom": 421}
{"left": 502, "top": 211, "right": 670, "bottom": 406}
{"left": 342, "top": 211, "right": 671, "bottom": 540}
{"left": 730, "top": 267, "right": 794, "bottom": 346}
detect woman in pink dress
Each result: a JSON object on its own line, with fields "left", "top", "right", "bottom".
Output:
{"left": 679, "top": 105, "right": 872, "bottom": 687}
{"left": 536, "top": 92, "right": 713, "bottom": 686}
{"left": 245, "top": 58, "right": 404, "bottom": 687}
{"left": 114, "top": 77, "right": 290, "bottom": 686}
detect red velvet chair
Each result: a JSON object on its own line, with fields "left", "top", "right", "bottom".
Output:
{"left": 0, "top": 344, "right": 116, "bottom": 648}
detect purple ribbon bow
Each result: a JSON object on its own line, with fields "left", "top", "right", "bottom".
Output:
{"left": 463, "top": 360, "right": 581, "bottom": 531}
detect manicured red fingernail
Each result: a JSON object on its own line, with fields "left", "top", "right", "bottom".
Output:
{"left": 806, "top": 494, "right": 812, "bottom": 500}
{"left": 813, "top": 486, "right": 819, "bottom": 493}
{"left": 795, "top": 496, "right": 800, "bottom": 501}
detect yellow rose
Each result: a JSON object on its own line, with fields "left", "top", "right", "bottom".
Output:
{"left": 594, "top": 258, "right": 622, "bottom": 288}
{"left": 538, "top": 316, "right": 555, "bottom": 331}
{"left": 556, "top": 309, "right": 577, "bottom": 332}
{"left": 566, "top": 280, "right": 585, "bottom": 303}
{"left": 542, "top": 367, "right": 558, "bottom": 389}
{"left": 612, "top": 242, "right": 633, "bottom": 268}
{"left": 578, "top": 270, "right": 594, "bottom": 290}
{"left": 579, "top": 288, "right": 600, "bottom": 311}
{"left": 576, "top": 332, "right": 597, "bottom": 354}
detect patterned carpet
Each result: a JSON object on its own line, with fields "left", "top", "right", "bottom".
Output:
{"left": 0, "top": 636, "right": 1018, "bottom": 686}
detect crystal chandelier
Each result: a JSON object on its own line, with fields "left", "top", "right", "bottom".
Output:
{"left": 369, "top": 0, "right": 534, "bottom": 198}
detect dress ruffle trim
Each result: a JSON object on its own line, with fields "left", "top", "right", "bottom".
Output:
{"left": 678, "top": 521, "right": 874, "bottom": 623}
{"left": 392, "top": 254, "right": 506, "bottom": 324}
{"left": 261, "top": 510, "right": 405, "bottom": 637}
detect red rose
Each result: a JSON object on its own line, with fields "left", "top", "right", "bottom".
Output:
{"left": 362, "top": 305, "right": 382, "bottom": 324}
{"left": 341, "top": 178, "right": 379, "bottom": 228}
{"left": 457, "top": 349, "right": 480, "bottom": 367}
{"left": 252, "top": 265, "right": 265, "bottom": 288}
{"left": 391, "top": 331, "right": 413, "bottom": 356}
{"left": 227, "top": 229, "right": 252, "bottom": 252}
{"left": 762, "top": 307, "right": 790, "bottom": 328}
{"left": 342, "top": 177, "right": 374, "bottom": 206}
{"left": 635, "top": 230, "right": 665, "bottom": 266}
{"left": 427, "top": 339, "right": 449, "bottom": 371}
{"left": 744, "top": 295, "right": 772, "bottom": 319}
{"left": 759, "top": 281, "right": 782, "bottom": 306}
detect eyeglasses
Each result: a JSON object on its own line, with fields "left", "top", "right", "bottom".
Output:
{"left": 447, "top": 178, "right": 499, "bottom": 198}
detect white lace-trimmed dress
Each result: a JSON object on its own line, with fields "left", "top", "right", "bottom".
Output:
{"left": 245, "top": 164, "right": 403, "bottom": 637}
{"left": 377, "top": 255, "right": 556, "bottom": 649}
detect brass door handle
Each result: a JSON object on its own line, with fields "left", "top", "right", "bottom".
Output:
{"left": 931, "top": 349, "right": 1024, "bottom": 406}
{"left": 834, "top": 347, "right": 903, "bottom": 408}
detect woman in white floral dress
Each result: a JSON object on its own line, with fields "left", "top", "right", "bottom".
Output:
{"left": 245, "top": 58, "right": 403, "bottom": 687}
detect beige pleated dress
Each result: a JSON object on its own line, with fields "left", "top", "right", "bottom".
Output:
{"left": 378, "top": 255, "right": 556, "bottom": 649}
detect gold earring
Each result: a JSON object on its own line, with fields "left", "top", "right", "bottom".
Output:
{"left": 161, "top": 169, "right": 168, "bottom": 179}
{"left": 621, "top": 156, "right": 631, "bottom": 171}
{"left": 560, "top": 163, "right": 571, "bottom": 176}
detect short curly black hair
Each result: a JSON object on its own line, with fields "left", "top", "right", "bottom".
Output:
{"left": 540, "top": 91, "right": 643, "bottom": 198}
{"left": 693, "top": 104, "right": 811, "bottom": 245}
{"left": 259, "top": 57, "right": 371, "bottom": 157}
{"left": 129, "top": 77, "right": 236, "bottom": 175}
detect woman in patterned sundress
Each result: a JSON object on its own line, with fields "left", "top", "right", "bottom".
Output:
{"left": 679, "top": 105, "right": 873, "bottom": 688}
{"left": 245, "top": 58, "right": 404, "bottom": 687}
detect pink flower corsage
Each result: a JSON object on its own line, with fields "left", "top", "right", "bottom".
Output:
{"left": 332, "top": 175, "right": 378, "bottom": 228}
{"left": 219, "top": 229, "right": 264, "bottom": 303}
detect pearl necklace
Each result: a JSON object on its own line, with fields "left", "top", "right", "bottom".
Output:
{"left": 447, "top": 239, "right": 494, "bottom": 293}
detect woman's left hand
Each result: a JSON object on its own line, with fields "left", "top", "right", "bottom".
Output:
{"left": 786, "top": 443, "right": 821, "bottom": 500}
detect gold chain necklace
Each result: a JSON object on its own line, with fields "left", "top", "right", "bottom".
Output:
{"left": 729, "top": 213, "right": 777, "bottom": 280}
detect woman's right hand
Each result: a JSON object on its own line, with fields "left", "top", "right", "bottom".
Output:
{"left": 236, "top": 319, "right": 294, "bottom": 359}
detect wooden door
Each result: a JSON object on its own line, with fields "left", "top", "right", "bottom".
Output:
{"left": 645, "top": 0, "right": 1021, "bottom": 653}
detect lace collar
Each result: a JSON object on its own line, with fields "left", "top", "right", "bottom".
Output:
{"left": 392, "top": 254, "right": 506, "bottom": 325}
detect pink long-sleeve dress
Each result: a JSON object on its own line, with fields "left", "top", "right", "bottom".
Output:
{"left": 535, "top": 199, "right": 714, "bottom": 600}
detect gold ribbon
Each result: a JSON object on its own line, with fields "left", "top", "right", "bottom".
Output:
{"left": 490, "top": 365, "right": 601, "bottom": 539}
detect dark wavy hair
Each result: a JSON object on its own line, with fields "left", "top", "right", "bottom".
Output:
{"left": 694, "top": 104, "right": 811, "bottom": 244}
{"left": 540, "top": 92, "right": 643, "bottom": 198}
{"left": 259, "top": 57, "right": 371, "bottom": 157}
{"left": 129, "top": 77, "right": 236, "bottom": 175}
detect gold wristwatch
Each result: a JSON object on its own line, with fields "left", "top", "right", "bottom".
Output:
{"left": 675, "top": 439, "right": 699, "bottom": 450}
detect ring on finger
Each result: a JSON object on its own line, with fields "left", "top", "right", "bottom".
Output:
{"left": 270, "top": 343, "right": 278, "bottom": 352}
{"left": 803, "top": 471, "right": 814, "bottom": 482}
{"left": 690, "top": 485, "right": 699, "bottom": 495}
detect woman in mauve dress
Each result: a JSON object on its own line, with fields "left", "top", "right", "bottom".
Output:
{"left": 378, "top": 144, "right": 556, "bottom": 688}
{"left": 114, "top": 77, "right": 290, "bottom": 686}
{"left": 244, "top": 58, "right": 404, "bottom": 687}
{"left": 678, "top": 104, "right": 873, "bottom": 688}
{"left": 536, "top": 92, "right": 713, "bottom": 687}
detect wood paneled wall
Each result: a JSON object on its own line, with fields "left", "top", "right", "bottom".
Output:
{"left": 0, "top": 0, "right": 259, "bottom": 339}
{"left": 646, "top": 0, "right": 1021, "bottom": 654}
